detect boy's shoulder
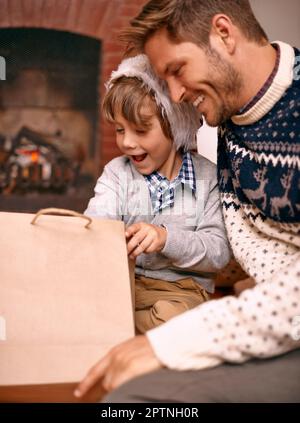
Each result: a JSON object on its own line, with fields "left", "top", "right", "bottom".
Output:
{"left": 104, "top": 155, "right": 130, "bottom": 171}
{"left": 105, "top": 156, "right": 129, "bottom": 169}
{"left": 190, "top": 151, "right": 217, "bottom": 178}
{"left": 103, "top": 155, "right": 143, "bottom": 181}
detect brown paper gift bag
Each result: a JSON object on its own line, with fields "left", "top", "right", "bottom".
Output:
{"left": 0, "top": 208, "right": 135, "bottom": 402}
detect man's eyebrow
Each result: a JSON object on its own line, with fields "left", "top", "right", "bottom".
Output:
{"left": 164, "top": 61, "right": 183, "bottom": 76}
{"left": 164, "top": 63, "right": 172, "bottom": 75}
{"left": 154, "top": 60, "right": 179, "bottom": 78}
{"left": 161, "top": 62, "right": 174, "bottom": 77}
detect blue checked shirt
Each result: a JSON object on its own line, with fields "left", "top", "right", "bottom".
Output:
{"left": 145, "top": 152, "right": 196, "bottom": 214}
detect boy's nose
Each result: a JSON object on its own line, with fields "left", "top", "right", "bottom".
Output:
{"left": 122, "top": 134, "right": 137, "bottom": 149}
{"left": 167, "top": 78, "right": 186, "bottom": 103}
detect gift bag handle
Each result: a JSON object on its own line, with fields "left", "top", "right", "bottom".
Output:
{"left": 31, "top": 208, "right": 92, "bottom": 229}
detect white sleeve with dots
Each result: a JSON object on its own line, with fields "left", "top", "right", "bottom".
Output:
{"left": 147, "top": 254, "right": 300, "bottom": 370}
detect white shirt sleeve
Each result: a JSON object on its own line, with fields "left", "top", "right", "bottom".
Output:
{"left": 147, "top": 253, "right": 300, "bottom": 370}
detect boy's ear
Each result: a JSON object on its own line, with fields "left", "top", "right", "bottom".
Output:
{"left": 210, "top": 14, "right": 236, "bottom": 55}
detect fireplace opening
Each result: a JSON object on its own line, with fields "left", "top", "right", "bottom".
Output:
{"left": 0, "top": 28, "right": 101, "bottom": 212}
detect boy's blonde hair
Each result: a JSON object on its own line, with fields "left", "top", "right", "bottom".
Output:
{"left": 102, "top": 75, "right": 173, "bottom": 141}
{"left": 103, "top": 54, "right": 201, "bottom": 150}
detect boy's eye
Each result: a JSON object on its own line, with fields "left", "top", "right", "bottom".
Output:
{"left": 135, "top": 129, "right": 147, "bottom": 135}
{"left": 115, "top": 128, "right": 124, "bottom": 134}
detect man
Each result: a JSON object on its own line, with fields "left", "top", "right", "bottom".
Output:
{"left": 75, "top": 0, "right": 300, "bottom": 402}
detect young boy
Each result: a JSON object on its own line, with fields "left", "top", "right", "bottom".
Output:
{"left": 85, "top": 54, "right": 230, "bottom": 333}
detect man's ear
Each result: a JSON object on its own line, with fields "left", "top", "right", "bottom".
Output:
{"left": 210, "top": 14, "right": 236, "bottom": 55}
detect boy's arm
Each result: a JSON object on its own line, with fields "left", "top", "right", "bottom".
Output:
{"left": 84, "top": 162, "right": 124, "bottom": 220}
{"left": 161, "top": 180, "right": 231, "bottom": 272}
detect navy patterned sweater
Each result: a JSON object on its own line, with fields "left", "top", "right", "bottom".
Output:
{"left": 218, "top": 46, "right": 300, "bottom": 224}
{"left": 145, "top": 42, "right": 300, "bottom": 372}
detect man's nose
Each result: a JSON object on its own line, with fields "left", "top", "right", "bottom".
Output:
{"left": 167, "top": 78, "right": 186, "bottom": 103}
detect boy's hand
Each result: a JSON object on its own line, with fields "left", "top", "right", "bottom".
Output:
{"left": 125, "top": 222, "right": 167, "bottom": 259}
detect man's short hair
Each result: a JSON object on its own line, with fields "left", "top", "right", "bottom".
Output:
{"left": 121, "top": 0, "right": 268, "bottom": 52}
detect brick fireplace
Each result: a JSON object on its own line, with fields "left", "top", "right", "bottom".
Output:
{"left": 0, "top": 0, "right": 146, "bottom": 212}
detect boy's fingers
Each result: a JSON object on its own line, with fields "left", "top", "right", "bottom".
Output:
{"left": 125, "top": 223, "right": 141, "bottom": 238}
{"left": 126, "top": 231, "right": 146, "bottom": 255}
{"left": 127, "top": 236, "right": 141, "bottom": 255}
{"left": 144, "top": 240, "right": 157, "bottom": 254}
{"left": 129, "top": 237, "right": 152, "bottom": 259}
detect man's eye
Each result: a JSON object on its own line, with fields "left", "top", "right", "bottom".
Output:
{"left": 173, "top": 66, "right": 182, "bottom": 76}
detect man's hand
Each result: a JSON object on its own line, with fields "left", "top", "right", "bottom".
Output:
{"left": 125, "top": 222, "right": 167, "bottom": 259}
{"left": 234, "top": 277, "right": 256, "bottom": 296}
{"left": 74, "top": 335, "right": 162, "bottom": 397}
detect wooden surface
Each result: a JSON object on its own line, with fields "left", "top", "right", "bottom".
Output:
{"left": 0, "top": 381, "right": 105, "bottom": 403}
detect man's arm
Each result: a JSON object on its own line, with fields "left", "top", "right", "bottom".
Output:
{"left": 75, "top": 253, "right": 300, "bottom": 397}
{"left": 147, "top": 253, "right": 300, "bottom": 370}
{"left": 74, "top": 335, "right": 161, "bottom": 397}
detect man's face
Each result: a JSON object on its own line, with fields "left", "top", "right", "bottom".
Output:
{"left": 144, "top": 28, "right": 243, "bottom": 127}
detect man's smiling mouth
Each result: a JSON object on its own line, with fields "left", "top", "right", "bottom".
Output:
{"left": 193, "top": 95, "right": 205, "bottom": 108}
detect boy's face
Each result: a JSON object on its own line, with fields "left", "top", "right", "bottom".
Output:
{"left": 114, "top": 108, "right": 176, "bottom": 177}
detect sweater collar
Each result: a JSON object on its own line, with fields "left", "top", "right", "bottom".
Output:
{"left": 231, "top": 41, "right": 295, "bottom": 126}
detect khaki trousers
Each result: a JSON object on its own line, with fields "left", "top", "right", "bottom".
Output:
{"left": 135, "top": 275, "right": 209, "bottom": 334}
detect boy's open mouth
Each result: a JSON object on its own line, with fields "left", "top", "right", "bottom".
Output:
{"left": 131, "top": 153, "right": 147, "bottom": 162}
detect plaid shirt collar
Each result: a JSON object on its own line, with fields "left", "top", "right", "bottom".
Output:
{"left": 145, "top": 151, "right": 196, "bottom": 214}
